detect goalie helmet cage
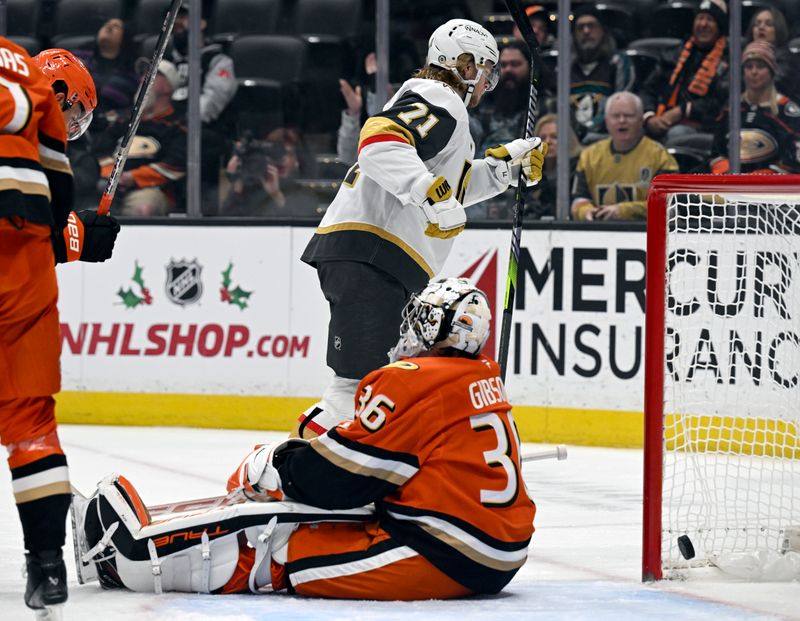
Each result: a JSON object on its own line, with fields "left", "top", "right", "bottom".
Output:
{"left": 642, "top": 174, "right": 800, "bottom": 581}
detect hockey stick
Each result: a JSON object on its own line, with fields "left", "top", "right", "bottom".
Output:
{"left": 97, "top": 0, "right": 182, "bottom": 215}
{"left": 147, "top": 444, "right": 567, "bottom": 518}
{"left": 497, "top": 0, "right": 541, "bottom": 381}
{"left": 148, "top": 489, "right": 248, "bottom": 517}
{"left": 146, "top": 445, "right": 567, "bottom": 517}
{"left": 521, "top": 444, "right": 567, "bottom": 463}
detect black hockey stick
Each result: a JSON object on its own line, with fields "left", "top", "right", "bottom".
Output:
{"left": 497, "top": 0, "right": 541, "bottom": 381}
{"left": 98, "top": 0, "right": 182, "bottom": 215}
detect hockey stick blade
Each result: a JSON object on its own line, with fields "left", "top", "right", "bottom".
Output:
{"left": 97, "top": 0, "right": 182, "bottom": 215}
{"left": 521, "top": 444, "right": 568, "bottom": 463}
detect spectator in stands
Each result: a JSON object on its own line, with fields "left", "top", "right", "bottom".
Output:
{"left": 513, "top": 5, "right": 556, "bottom": 51}
{"left": 710, "top": 41, "right": 800, "bottom": 175}
{"left": 571, "top": 92, "right": 678, "bottom": 221}
{"left": 75, "top": 19, "right": 139, "bottom": 117}
{"left": 746, "top": 5, "right": 800, "bottom": 103}
{"left": 221, "top": 128, "right": 318, "bottom": 217}
{"left": 168, "top": 3, "right": 237, "bottom": 214}
{"left": 337, "top": 53, "right": 394, "bottom": 166}
{"left": 642, "top": 0, "right": 729, "bottom": 142}
{"left": 525, "top": 113, "right": 581, "bottom": 219}
{"left": 570, "top": 6, "right": 635, "bottom": 143}
{"left": 472, "top": 41, "right": 532, "bottom": 155}
{"left": 98, "top": 62, "right": 186, "bottom": 216}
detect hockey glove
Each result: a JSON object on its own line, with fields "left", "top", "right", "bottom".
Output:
{"left": 53, "top": 210, "right": 121, "bottom": 263}
{"left": 226, "top": 438, "right": 309, "bottom": 501}
{"left": 485, "top": 137, "right": 546, "bottom": 187}
{"left": 410, "top": 174, "right": 466, "bottom": 239}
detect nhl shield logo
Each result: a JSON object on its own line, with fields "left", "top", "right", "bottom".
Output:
{"left": 165, "top": 259, "right": 203, "bottom": 306}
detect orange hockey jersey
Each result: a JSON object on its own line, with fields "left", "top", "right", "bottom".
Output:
{"left": 0, "top": 37, "right": 73, "bottom": 228}
{"left": 277, "top": 354, "right": 536, "bottom": 594}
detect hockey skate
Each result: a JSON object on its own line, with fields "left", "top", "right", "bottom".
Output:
{"left": 70, "top": 474, "right": 149, "bottom": 589}
{"left": 24, "top": 549, "right": 66, "bottom": 621}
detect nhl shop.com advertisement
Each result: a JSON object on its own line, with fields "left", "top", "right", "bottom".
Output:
{"left": 57, "top": 225, "right": 650, "bottom": 414}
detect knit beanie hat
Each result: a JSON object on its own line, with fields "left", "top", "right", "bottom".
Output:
{"left": 697, "top": 0, "right": 728, "bottom": 32}
{"left": 742, "top": 40, "right": 777, "bottom": 74}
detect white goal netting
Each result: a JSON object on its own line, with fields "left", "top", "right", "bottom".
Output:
{"left": 660, "top": 190, "right": 800, "bottom": 577}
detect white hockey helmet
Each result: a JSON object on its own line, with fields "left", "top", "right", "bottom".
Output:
{"left": 389, "top": 277, "right": 492, "bottom": 362}
{"left": 426, "top": 19, "right": 500, "bottom": 103}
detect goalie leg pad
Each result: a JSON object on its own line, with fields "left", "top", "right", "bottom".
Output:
{"left": 74, "top": 474, "right": 376, "bottom": 594}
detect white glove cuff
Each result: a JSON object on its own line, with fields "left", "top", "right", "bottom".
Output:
{"left": 410, "top": 173, "right": 437, "bottom": 206}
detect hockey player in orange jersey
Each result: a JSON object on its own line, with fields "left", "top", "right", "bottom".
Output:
{"left": 0, "top": 40, "right": 120, "bottom": 619}
{"left": 73, "top": 277, "right": 536, "bottom": 599}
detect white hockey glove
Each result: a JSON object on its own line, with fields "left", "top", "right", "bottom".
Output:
{"left": 410, "top": 174, "right": 466, "bottom": 239}
{"left": 485, "top": 137, "right": 547, "bottom": 187}
{"left": 226, "top": 438, "right": 309, "bottom": 501}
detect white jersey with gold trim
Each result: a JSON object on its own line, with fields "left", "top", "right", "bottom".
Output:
{"left": 301, "top": 78, "right": 508, "bottom": 292}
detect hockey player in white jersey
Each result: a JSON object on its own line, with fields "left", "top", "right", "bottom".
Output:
{"left": 298, "top": 19, "right": 546, "bottom": 436}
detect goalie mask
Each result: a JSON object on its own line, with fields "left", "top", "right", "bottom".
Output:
{"left": 426, "top": 19, "right": 500, "bottom": 104}
{"left": 389, "top": 277, "right": 492, "bottom": 362}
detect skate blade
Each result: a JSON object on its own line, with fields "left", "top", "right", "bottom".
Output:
{"left": 70, "top": 485, "right": 98, "bottom": 585}
{"left": 34, "top": 603, "right": 64, "bottom": 621}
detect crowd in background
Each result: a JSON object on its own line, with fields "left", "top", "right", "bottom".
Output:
{"left": 7, "top": 0, "right": 800, "bottom": 221}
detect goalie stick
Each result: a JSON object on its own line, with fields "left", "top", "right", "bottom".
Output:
{"left": 97, "top": 0, "right": 182, "bottom": 215}
{"left": 143, "top": 445, "right": 568, "bottom": 518}
{"left": 497, "top": 0, "right": 541, "bottom": 381}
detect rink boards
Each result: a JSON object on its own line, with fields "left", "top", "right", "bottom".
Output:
{"left": 56, "top": 223, "right": 648, "bottom": 447}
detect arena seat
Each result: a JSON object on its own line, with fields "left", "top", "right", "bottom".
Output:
{"left": 132, "top": 0, "right": 174, "bottom": 37}
{"left": 664, "top": 131, "right": 714, "bottom": 154}
{"left": 52, "top": 0, "right": 125, "bottom": 39}
{"left": 294, "top": 0, "right": 361, "bottom": 38}
{"left": 647, "top": 1, "right": 697, "bottom": 39}
{"left": 229, "top": 35, "right": 307, "bottom": 133}
{"left": 230, "top": 35, "right": 306, "bottom": 82}
{"left": 594, "top": 3, "right": 636, "bottom": 48}
{"left": 621, "top": 48, "right": 660, "bottom": 94}
{"left": 667, "top": 146, "right": 709, "bottom": 173}
{"left": 628, "top": 37, "right": 683, "bottom": 59}
{"left": 49, "top": 35, "right": 96, "bottom": 53}
{"left": 292, "top": 0, "right": 362, "bottom": 133}
{"left": 8, "top": 36, "right": 43, "bottom": 55}
{"left": 6, "top": 0, "right": 40, "bottom": 38}
{"left": 211, "top": 0, "right": 280, "bottom": 42}
{"left": 483, "top": 14, "right": 515, "bottom": 36}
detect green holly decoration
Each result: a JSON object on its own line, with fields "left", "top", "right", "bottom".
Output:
{"left": 220, "top": 262, "right": 253, "bottom": 310}
{"left": 117, "top": 261, "right": 153, "bottom": 308}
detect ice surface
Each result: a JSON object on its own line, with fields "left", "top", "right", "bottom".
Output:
{"left": 1, "top": 426, "right": 797, "bottom": 620}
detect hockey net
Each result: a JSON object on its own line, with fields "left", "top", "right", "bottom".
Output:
{"left": 643, "top": 175, "right": 800, "bottom": 581}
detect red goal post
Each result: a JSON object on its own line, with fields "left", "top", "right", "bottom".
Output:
{"left": 643, "top": 174, "right": 800, "bottom": 582}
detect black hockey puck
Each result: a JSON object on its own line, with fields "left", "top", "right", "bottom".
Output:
{"left": 677, "top": 535, "right": 695, "bottom": 560}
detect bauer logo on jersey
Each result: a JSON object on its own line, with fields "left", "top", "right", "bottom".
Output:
{"left": 165, "top": 259, "right": 203, "bottom": 306}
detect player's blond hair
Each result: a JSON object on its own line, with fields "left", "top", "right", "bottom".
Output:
{"left": 413, "top": 53, "right": 474, "bottom": 96}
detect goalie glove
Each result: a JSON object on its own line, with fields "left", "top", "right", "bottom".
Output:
{"left": 485, "top": 137, "right": 547, "bottom": 187}
{"left": 410, "top": 174, "right": 466, "bottom": 239}
{"left": 53, "top": 209, "right": 121, "bottom": 263}
{"left": 226, "top": 438, "right": 309, "bottom": 501}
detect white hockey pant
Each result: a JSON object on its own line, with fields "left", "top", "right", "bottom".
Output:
{"left": 79, "top": 474, "right": 373, "bottom": 594}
